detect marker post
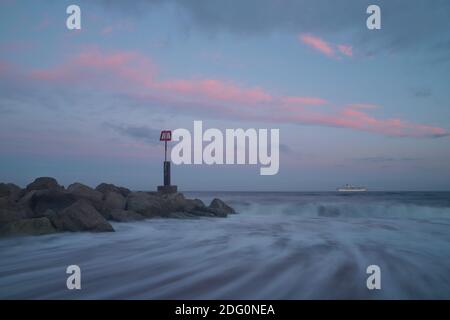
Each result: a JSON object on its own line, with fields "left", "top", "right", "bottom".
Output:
{"left": 157, "top": 130, "right": 177, "bottom": 194}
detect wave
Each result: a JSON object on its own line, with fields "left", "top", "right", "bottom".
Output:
{"left": 2, "top": 192, "right": 450, "bottom": 299}
{"left": 235, "top": 201, "right": 450, "bottom": 221}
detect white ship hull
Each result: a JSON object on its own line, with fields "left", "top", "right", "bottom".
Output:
{"left": 337, "top": 188, "right": 367, "bottom": 192}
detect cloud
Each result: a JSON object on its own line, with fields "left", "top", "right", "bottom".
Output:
{"left": 346, "top": 103, "right": 380, "bottom": 110}
{"left": 281, "top": 96, "right": 328, "bottom": 107}
{"left": 90, "top": 0, "right": 450, "bottom": 59}
{"left": 271, "top": 106, "right": 448, "bottom": 138}
{"left": 155, "top": 79, "right": 273, "bottom": 105}
{"left": 299, "top": 34, "right": 353, "bottom": 59}
{"left": 4, "top": 48, "right": 448, "bottom": 139}
{"left": 105, "top": 123, "right": 161, "bottom": 145}
{"left": 337, "top": 44, "right": 353, "bottom": 57}
{"left": 299, "top": 34, "right": 334, "bottom": 57}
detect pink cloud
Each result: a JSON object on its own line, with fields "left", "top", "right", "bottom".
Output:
{"left": 155, "top": 79, "right": 273, "bottom": 105}
{"left": 278, "top": 106, "right": 448, "bottom": 138}
{"left": 299, "top": 34, "right": 334, "bottom": 57}
{"left": 346, "top": 103, "right": 380, "bottom": 110}
{"left": 24, "top": 49, "right": 449, "bottom": 139}
{"left": 299, "top": 34, "right": 354, "bottom": 59}
{"left": 282, "top": 96, "right": 328, "bottom": 106}
{"left": 337, "top": 44, "right": 353, "bottom": 57}
{"left": 31, "top": 48, "right": 157, "bottom": 87}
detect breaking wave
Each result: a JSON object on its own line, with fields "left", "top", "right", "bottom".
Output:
{"left": 1, "top": 192, "right": 450, "bottom": 299}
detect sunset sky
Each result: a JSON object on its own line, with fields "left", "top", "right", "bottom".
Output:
{"left": 1, "top": 0, "right": 450, "bottom": 190}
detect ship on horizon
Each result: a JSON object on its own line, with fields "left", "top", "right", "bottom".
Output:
{"left": 337, "top": 184, "right": 368, "bottom": 192}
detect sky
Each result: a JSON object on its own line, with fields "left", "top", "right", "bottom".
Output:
{"left": 0, "top": 0, "right": 450, "bottom": 191}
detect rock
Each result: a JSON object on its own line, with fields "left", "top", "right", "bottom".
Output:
{"left": 101, "top": 191, "right": 126, "bottom": 218}
{"left": 18, "top": 190, "right": 37, "bottom": 208}
{"left": 0, "top": 217, "right": 56, "bottom": 237}
{"left": 0, "top": 197, "right": 30, "bottom": 224}
{"left": 26, "top": 177, "right": 64, "bottom": 192}
{"left": 192, "top": 205, "right": 230, "bottom": 218}
{"left": 188, "top": 199, "right": 207, "bottom": 211}
{"left": 188, "top": 208, "right": 227, "bottom": 218}
{"left": 209, "top": 198, "right": 236, "bottom": 215}
{"left": 126, "top": 192, "right": 234, "bottom": 219}
{"left": 67, "top": 182, "right": 103, "bottom": 210}
{"left": 161, "top": 192, "right": 189, "bottom": 211}
{"left": 20, "top": 189, "right": 77, "bottom": 217}
{"left": 51, "top": 200, "right": 114, "bottom": 232}
{"left": 109, "top": 209, "right": 145, "bottom": 222}
{"left": 126, "top": 192, "right": 166, "bottom": 217}
{"left": 160, "top": 193, "right": 206, "bottom": 212}
{"left": 1, "top": 178, "right": 237, "bottom": 235}
{"left": 0, "top": 183, "right": 22, "bottom": 201}
{"left": 96, "top": 183, "right": 130, "bottom": 197}
{"left": 166, "top": 211, "right": 200, "bottom": 219}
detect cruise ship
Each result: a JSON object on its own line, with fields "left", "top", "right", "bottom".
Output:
{"left": 337, "top": 184, "right": 367, "bottom": 192}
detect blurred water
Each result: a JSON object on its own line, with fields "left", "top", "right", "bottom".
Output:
{"left": 1, "top": 191, "right": 450, "bottom": 299}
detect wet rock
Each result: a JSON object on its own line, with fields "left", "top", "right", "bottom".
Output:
{"left": 188, "top": 207, "right": 228, "bottom": 218}
{"left": 0, "top": 183, "right": 22, "bottom": 201}
{"left": 126, "top": 192, "right": 166, "bottom": 217}
{"left": 67, "top": 182, "right": 103, "bottom": 210}
{"left": 0, "top": 217, "right": 56, "bottom": 237}
{"left": 209, "top": 198, "right": 236, "bottom": 215}
{"left": 20, "top": 189, "right": 77, "bottom": 217}
{"left": 101, "top": 191, "right": 126, "bottom": 218}
{"left": 109, "top": 209, "right": 145, "bottom": 222}
{"left": 1, "top": 178, "right": 237, "bottom": 236}
{"left": 0, "top": 197, "right": 30, "bottom": 223}
{"left": 26, "top": 177, "right": 63, "bottom": 192}
{"left": 96, "top": 183, "right": 130, "bottom": 197}
{"left": 166, "top": 211, "right": 200, "bottom": 219}
{"left": 50, "top": 199, "right": 114, "bottom": 232}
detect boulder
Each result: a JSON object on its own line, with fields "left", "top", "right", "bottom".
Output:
{"left": 96, "top": 183, "right": 130, "bottom": 197}
{"left": 209, "top": 198, "right": 236, "bottom": 215}
{"left": 160, "top": 193, "right": 207, "bottom": 212}
{"left": 67, "top": 182, "right": 103, "bottom": 210}
{"left": 20, "top": 189, "right": 77, "bottom": 217}
{"left": 126, "top": 192, "right": 166, "bottom": 217}
{"left": 109, "top": 209, "right": 145, "bottom": 222}
{"left": 0, "top": 197, "right": 30, "bottom": 224}
{"left": 186, "top": 198, "right": 207, "bottom": 211}
{"left": 166, "top": 211, "right": 200, "bottom": 219}
{"left": 26, "top": 177, "right": 63, "bottom": 192}
{"left": 0, "top": 183, "right": 22, "bottom": 201}
{"left": 160, "top": 192, "right": 189, "bottom": 212}
{"left": 0, "top": 217, "right": 56, "bottom": 237}
{"left": 101, "top": 191, "right": 126, "bottom": 218}
{"left": 189, "top": 206, "right": 228, "bottom": 218}
{"left": 51, "top": 199, "right": 114, "bottom": 232}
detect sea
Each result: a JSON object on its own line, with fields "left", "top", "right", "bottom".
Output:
{"left": 1, "top": 191, "right": 450, "bottom": 299}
